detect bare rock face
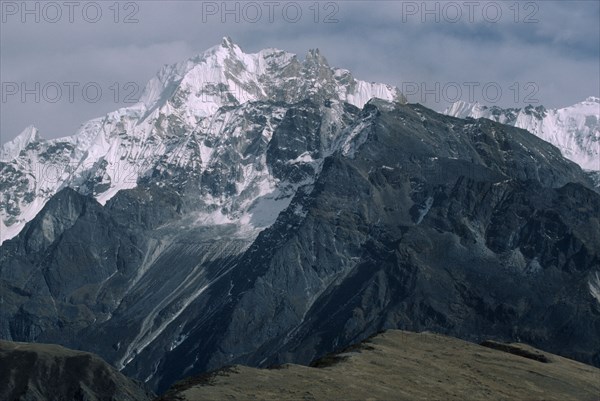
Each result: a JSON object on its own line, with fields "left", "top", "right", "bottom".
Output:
{"left": 0, "top": 340, "right": 153, "bottom": 401}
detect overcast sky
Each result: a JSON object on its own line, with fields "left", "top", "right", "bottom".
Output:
{"left": 1, "top": 0, "right": 599, "bottom": 143}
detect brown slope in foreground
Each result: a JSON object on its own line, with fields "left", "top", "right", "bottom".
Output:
{"left": 156, "top": 330, "right": 600, "bottom": 401}
{"left": 0, "top": 340, "right": 154, "bottom": 401}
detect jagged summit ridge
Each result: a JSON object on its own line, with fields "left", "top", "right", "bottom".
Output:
{"left": 140, "top": 36, "right": 404, "bottom": 119}
{"left": 0, "top": 37, "right": 404, "bottom": 244}
{"left": 444, "top": 97, "right": 600, "bottom": 171}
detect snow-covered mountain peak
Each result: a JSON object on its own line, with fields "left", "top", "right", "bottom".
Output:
{"left": 1, "top": 125, "right": 41, "bottom": 162}
{"left": 567, "top": 97, "right": 600, "bottom": 114}
{"left": 0, "top": 38, "right": 405, "bottom": 244}
{"left": 444, "top": 98, "right": 600, "bottom": 171}
{"left": 305, "top": 48, "right": 328, "bottom": 65}
{"left": 139, "top": 37, "right": 404, "bottom": 119}
{"left": 220, "top": 35, "right": 236, "bottom": 49}
{"left": 140, "top": 37, "right": 291, "bottom": 110}
{"left": 444, "top": 100, "right": 485, "bottom": 119}
{"left": 17, "top": 124, "right": 40, "bottom": 142}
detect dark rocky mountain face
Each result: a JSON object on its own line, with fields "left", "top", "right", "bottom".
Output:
{"left": 1, "top": 99, "right": 599, "bottom": 393}
{"left": 0, "top": 340, "right": 153, "bottom": 401}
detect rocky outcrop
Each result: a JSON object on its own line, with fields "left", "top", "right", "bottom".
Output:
{"left": 0, "top": 340, "right": 153, "bottom": 401}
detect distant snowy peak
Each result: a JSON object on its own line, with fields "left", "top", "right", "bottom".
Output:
{"left": 140, "top": 36, "right": 404, "bottom": 118}
{"left": 1, "top": 125, "right": 41, "bottom": 162}
{"left": 444, "top": 98, "right": 600, "bottom": 171}
{"left": 444, "top": 100, "right": 548, "bottom": 122}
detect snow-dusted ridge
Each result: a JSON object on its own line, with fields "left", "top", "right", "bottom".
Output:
{"left": 444, "top": 97, "right": 600, "bottom": 171}
{"left": 0, "top": 125, "right": 40, "bottom": 161}
{"left": 0, "top": 37, "right": 405, "bottom": 244}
